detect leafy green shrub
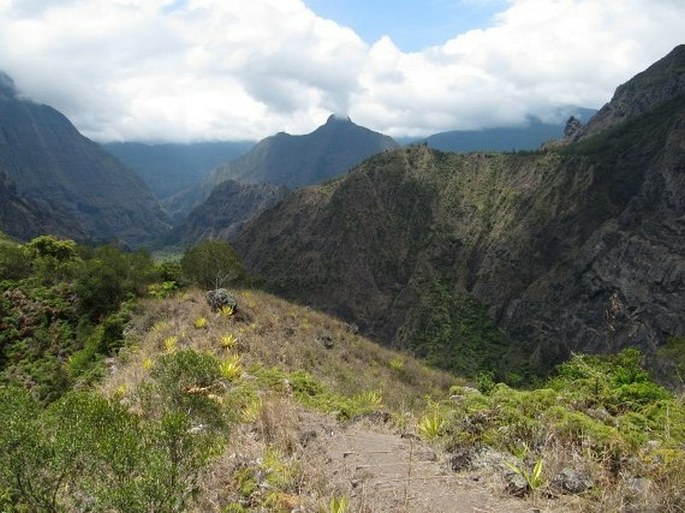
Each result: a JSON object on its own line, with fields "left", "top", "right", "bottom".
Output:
{"left": 0, "top": 238, "right": 30, "bottom": 281}
{"left": 442, "top": 349, "right": 684, "bottom": 477}
{"left": 0, "top": 353, "right": 231, "bottom": 513}
{"left": 180, "top": 239, "right": 246, "bottom": 289}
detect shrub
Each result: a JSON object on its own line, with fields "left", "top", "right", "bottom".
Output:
{"left": 180, "top": 239, "right": 246, "bottom": 289}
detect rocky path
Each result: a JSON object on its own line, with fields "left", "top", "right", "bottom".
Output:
{"left": 313, "top": 423, "right": 555, "bottom": 513}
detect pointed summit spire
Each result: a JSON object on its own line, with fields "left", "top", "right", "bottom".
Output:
{"left": 326, "top": 113, "right": 352, "bottom": 124}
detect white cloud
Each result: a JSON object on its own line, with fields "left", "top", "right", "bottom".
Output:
{"left": 0, "top": 0, "right": 683, "bottom": 141}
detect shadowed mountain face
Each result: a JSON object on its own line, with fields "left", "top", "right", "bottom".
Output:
{"left": 166, "top": 180, "right": 290, "bottom": 244}
{"left": 234, "top": 48, "right": 685, "bottom": 376}
{"left": 164, "top": 115, "right": 398, "bottom": 223}
{"left": 0, "top": 73, "right": 170, "bottom": 246}
{"left": 102, "top": 141, "right": 255, "bottom": 201}
{"left": 0, "top": 168, "right": 84, "bottom": 241}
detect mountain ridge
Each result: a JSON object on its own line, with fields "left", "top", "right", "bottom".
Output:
{"left": 164, "top": 114, "right": 398, "bottom": 224}
{"left": 0, "top": 74, "right": 170, "bottom": 246}
{"left": 233, "top": 48, "right": 685, "bottom": 377}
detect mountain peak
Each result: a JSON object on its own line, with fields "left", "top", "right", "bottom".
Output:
{"left": 563, "top": 44, "right": 685, "bottom": 143}
{"left": 326, "top": 113, "right": 353, "bottom": 125}
{"left": 0, "top": 71, "right": 17, "bottom": 100}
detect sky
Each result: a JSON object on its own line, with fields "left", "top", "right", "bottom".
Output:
{"left": 0, "top": 0, "right": 683, "bottom": 142}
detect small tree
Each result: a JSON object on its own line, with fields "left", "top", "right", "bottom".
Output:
{"left": 180, "top": 239, "right": 246, "bottom": 289}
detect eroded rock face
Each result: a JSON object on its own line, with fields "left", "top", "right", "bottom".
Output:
{"left": 563, "top": 116, "right": 584, "bottom": 142}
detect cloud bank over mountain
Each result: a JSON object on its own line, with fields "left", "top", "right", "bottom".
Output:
{"left": 0, "top": 0, "right": 682, "bottom": 141}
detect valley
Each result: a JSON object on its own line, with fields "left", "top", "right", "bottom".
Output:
{"left": 0, "top": 44, "right": 684, "bottom": 512}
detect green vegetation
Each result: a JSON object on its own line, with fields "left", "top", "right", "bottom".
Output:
{"left": 0, "top": 235, "right": 168, "bottom": 402}
{"left": 0, "top": 350, "right": 230, "bottom": 513}
{"left": 180, "top": 239, "right": 247, "bottom": 289}
{"left": 412, "top": 281, "right": 532, "bottom": 383}
{"left": 430, "top": 349, "right": 684, "bottom": 506}
{"left": 0, "top": 234, "right": 249, "bottom": 403}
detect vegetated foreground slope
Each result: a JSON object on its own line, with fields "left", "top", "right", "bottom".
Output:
{"left": 1, "top": 232, "right": 682, "bottom": 512}
{"left": 235, "top": 92, "right": 685, "bottom": 379}
{"left": 0, "top": 73, "right": 170, "bottom": 246}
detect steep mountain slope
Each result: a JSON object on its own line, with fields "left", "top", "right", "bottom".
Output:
{"left": 0, "top": 168, "right": 84, "bottom": 241}
{"left": 103, "top": 140, "right": 255, "bottom": 200}
{"left": 209, "top": 114, "right": 398, "bottom": 188}
{"left": 0, "top": 73, "right": 170, "bottom": 246}
{"left": 165, "top": 115, "right": 398, "bottom": 223}
{"left": 423, "top": 109, "right": 596, "bottom": 152}
{"left": 166, "top": 180, "right": 289, "bottom": 244}
{"left": 563, "top": 44, "right": 685, "bottom": 142}
{"left": 234, "top": 50, "right": 685, "bottom": 376}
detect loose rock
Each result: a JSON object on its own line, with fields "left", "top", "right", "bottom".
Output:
{"left": 206, "top": 288, "right": 238, "bottom": 312}
{"left": 551, "top": 468, "right": 594, "bottom": 495}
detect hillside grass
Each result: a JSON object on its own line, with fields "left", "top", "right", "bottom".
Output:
{"left": 2, "top": 234, "right": 683, "bottom": 512}
{"left": 101, "top": 288, "right": 456, "bottom": 416}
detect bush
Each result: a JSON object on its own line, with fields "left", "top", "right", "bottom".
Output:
{"left": 181, "top": 239, "right": 246, "bottom": 289}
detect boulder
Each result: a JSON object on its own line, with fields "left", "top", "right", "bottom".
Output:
{"left": 206, "top": 288, "right": 238, "bottom": 312}
{"left": 551, "top": 468, "right": 594, "bottom": 494}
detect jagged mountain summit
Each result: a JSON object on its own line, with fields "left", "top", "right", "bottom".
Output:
{"left": 233, "top": 46, "right": 685, "bottom": 377}
{"left": 0, "top": 72, "right": 170, "bottom": 246}
{"left": 562, "top": 44, "right": 685, "bottom": 143}
{"left": 164, "top": 115, "right": 398, "bottom": 223}
{"left": 209, "top": 114, "right": 398, "bottom": 188}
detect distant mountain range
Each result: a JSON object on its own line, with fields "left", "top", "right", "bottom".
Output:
{"left": 416, "top": 108, "right": 597, "bottom": 153}
{"left": 233, "top": 45, "right": 685, "bottom": 377}
{"left": 0, "top": 73, "right": 169, "bottom": 247}
{"left": 165, "top": 114, "right": 398, "bottom": 225}
{"left": 103, "top": 141, "right": 255, "bottom": 200}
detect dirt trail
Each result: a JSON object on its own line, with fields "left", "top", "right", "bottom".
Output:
{"left": 311, "top": 422, "right": 558, "bottom": 513}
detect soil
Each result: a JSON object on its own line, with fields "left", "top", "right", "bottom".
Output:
{"left": 303, "top": 419, "right": 573, "bottom": 513}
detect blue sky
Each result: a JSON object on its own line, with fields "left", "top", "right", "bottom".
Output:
{"left": 0, "top": 0, "right": 683, "bottom": 142}
{"left": 304, "top": 0, "right": 508, "bottom": 51}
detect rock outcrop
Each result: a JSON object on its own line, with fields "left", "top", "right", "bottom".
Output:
{"left": 562, "top": 44, "right": 685, "bottom": 143}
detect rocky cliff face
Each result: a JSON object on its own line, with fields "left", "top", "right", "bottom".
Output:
{"left": 0, "top": 73, "right": 170, "bottom": 246}
{"left": 563, "top": 44, "right": 685, "bottom": 143}
{"left": 234, "top": 50, "right": 685, "bottom": 376}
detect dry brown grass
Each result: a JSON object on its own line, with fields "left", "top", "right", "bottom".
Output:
{"left": 102, "top": 287, "right": 456, "bottom": 415}
{"left": 97, "top": 288, "right": 685, "bottom": 513}
{"left": 95, "top": 287, "right": 461, "bottom": 511}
